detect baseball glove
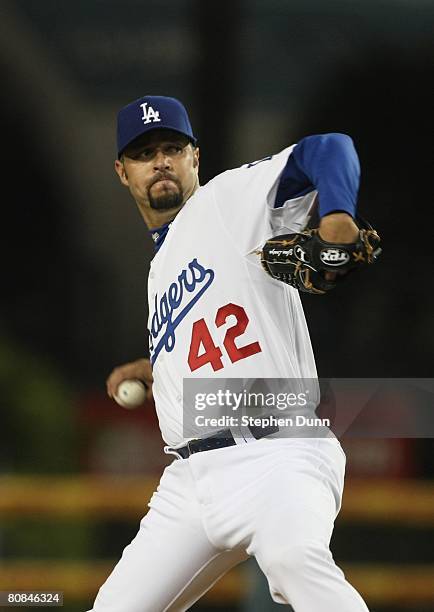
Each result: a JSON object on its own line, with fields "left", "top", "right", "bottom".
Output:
{"left": 261, "top": 218, "right": 381, "bottom": 294}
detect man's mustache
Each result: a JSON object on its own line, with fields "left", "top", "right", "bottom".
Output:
{"left": 148, "top": 172, "right": 180, "bottom": 189}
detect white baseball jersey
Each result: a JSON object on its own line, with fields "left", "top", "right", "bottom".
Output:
{"left": 148, "top": 146, "right": 319, "bottom": 447}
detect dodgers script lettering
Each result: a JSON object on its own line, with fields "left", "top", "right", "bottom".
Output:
{"left": 149, "top": 258, "right": 214, "bottom": 364}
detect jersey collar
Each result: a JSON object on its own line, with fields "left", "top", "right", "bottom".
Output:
{"left": 149, "top": 221, "right": 172, "bottom": 252}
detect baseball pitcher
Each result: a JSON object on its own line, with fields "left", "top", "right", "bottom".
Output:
{"left": 88, "top": 95, "right": 380, "bottom": 611}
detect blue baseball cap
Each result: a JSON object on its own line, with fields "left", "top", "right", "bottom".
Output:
{"left": 116, "top": 95, "right": 197, "bottom": 157}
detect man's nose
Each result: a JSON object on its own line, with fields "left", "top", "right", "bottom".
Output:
{"left": 153, "top": 149, "right": 172, "bottom": 170}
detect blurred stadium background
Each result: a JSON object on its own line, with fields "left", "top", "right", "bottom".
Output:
{"left": 0, "top": 0, "right": 433, "bottom": 610}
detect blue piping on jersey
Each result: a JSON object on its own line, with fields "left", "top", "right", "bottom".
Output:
{"left": 275, "top": 133, "right": 360, "bottom": 218}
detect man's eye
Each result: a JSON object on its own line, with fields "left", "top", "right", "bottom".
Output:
{"left": 129, "top": 150, "right": 152, "bottom": 159}
{"left": 167, "top": 145, "right": 183, "bottom": 154}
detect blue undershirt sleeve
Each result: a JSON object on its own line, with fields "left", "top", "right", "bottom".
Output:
{"left": 274, "top": 133, "right": 360, "bottom": 218}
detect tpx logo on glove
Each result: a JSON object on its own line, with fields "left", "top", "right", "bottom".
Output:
{"left": 319, "top": 248, "right": 350, "bottom": 266}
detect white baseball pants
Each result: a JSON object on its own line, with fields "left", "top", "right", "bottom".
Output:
{"left": 88, "top": 437, "right": 369, "bottom": 611}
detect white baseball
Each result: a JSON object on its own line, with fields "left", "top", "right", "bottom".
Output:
{"left": 114, "top": 379, "right": 146, "bottom": 409}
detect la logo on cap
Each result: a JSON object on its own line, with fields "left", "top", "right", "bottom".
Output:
{"left": 140, "top": 102, "right": 161, "bottom": 125}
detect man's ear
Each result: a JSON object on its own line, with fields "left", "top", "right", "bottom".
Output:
{"left": 114, "top": 159, "right": 129, "bottom": 186}
{"left": 193, "top": 146, "right": 200, "bottom": 169}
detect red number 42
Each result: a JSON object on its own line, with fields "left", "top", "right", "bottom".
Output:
{"left": 188, "top": 303, "right": 262, "bottom": 372}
